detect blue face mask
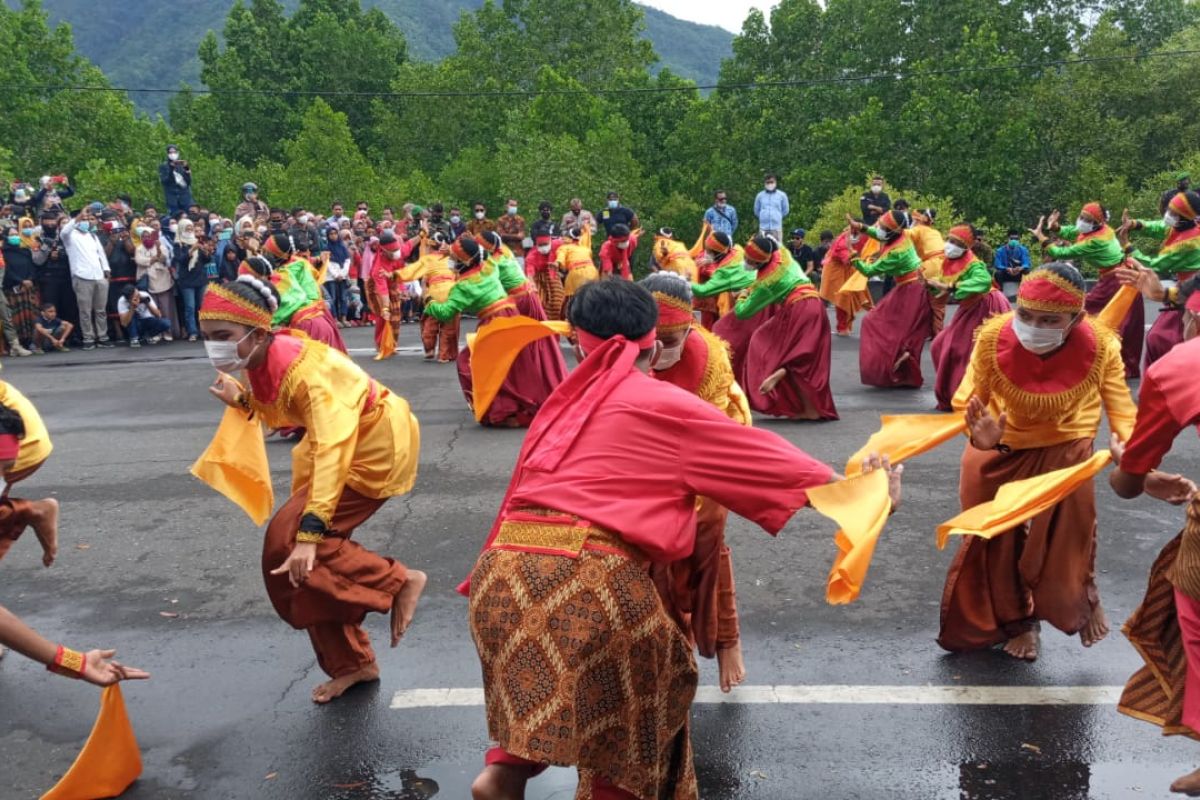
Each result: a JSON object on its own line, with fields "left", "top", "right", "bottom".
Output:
{"left": 608, "top": 200, "right": 618, "bottom": 210}
{"left": 6, "top": 236, "right": 19, "bottom": 246}
{"left": 77, "top": 221, "right": 91, "bottom": 234}
{"left": 218, "top": 230, "right": 233, "bottom": 241}
{"left": 20, "top": 228, "right": 33, "bottom": 237}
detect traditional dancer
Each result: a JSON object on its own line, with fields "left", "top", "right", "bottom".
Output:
{"left": 555, "top": 226, "right": 598, "bottom": 322}
{"left": 929, "top": 224, "right": 1011, "bottom": 411}
{"left": 818, "top": 226, "right": 873, "bottom": 336}
{"left": 480, "top": 231, "right": 548, "bottom": 320}
{"left": 908, "top": 208, "right": 948, "bottom": 333}
{"left": 397, "top": 234, "right": 459, "bottom": 362}
{"left": 365, "top": 230, "right": 413, "bottom": 358}
{"left": 850, "top": 210, "right": 933, "bottom": 388}
{"left": 424, "top": 236, "right": 566, "bottom": 427}
{"left": 528, "top": 233, "right": 566, "bottom": 321}
{"left": 464, "top": 278, "right": 900, "bottom": 800}
{"left": 199, "top": 278, "right": 427, "bottom": 703}
{"left": 692, "top": 231, "right": 751, "bottom": 331}
{"left": 1118, "top": 191, "right": 1200, "bottom": 368}
{"left": 642, "top": 272, "right": 748, "bottom": 693}
{"left": 259, "top": 235, "right": 347, "bottom": 352}
{"left": 598, "top": 223, "right": 638, "bottom": 280}
{"left": 940, "top": 264, "right": 1136, "bottom": 661}
{"left": 733, "top": 236, "right": 838, "bottom": 420}
{"left": 1037, "top": 202, "right": 1144, "bottom": 378}
{"left": 0, "top": 384, "right": 58, "bottom": 568}
{"left": 1110, "top": 276, "right": 1200, "bottom": 796}
{"left": 650, "top": 228, "right": 699, "bottom": 281}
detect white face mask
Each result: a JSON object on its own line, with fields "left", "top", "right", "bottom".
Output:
{"left": 616, "top": 241, "right": 629, "bottom": 250}
{"left": 943, "top": 242, "right": 966, "bottom": 259}
{"left": 764, "top": 182, "right": 777, "bottom": 192}
{"left": 475, "top": 211, "right": 485, "bottom": 220}
{"left": 1012, "top": 316, "right": 1069, "bottom": 355}
{"left": 537, "top": 244, "right": 551, "bottom": 255}
{"left": 298, "top": 215, "right": 309, "bottom": 225}
{"left": 1165, "top": 211, "right": 1181, "bottom": 228}
{"left": 204, "top": 329, "right": 256, "bottom": 372}
{"left": 1075, "top": 217, "right": 1096, "bottom": 234}
{"left": 871, "top": 184, "right": 882, "bottom": 194}
{"left": 654, "top": 334, "right": 688, "bottom": 370}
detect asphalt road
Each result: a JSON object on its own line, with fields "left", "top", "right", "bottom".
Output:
{"left": 1, "top": 302, "right": 1196, "bottom": 800}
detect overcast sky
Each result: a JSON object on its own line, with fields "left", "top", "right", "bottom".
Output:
{"left": 641, "top": 0, "right": 775, "bottom": 33}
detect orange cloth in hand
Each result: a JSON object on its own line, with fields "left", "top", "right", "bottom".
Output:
{"left": 191, "top": 404, "right": 275, "bottom": 526}
{"left": 809, "top": 468, "right": 893, "bottom": 604}
{"left": 1096, "top": 283, "right": 1140, "bottom": 331}
{"left": 41, "top": 685, "right": 142, "bottom": 800}
{"left": 845, "top": 413, "right": 968, "bottom": 477}
{"left": 839, "top": 270, "right": 869, "bottom": 294}
{"left": 374, "top": 320, "right": 396, "bottom": 361}
{"left": 469, "top": 317, "right": 569, "bottom": 422}
{"left": 936, "top": 449, "right": 1112, "bottom": 549}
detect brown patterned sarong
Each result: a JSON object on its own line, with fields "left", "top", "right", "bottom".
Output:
{"left": 532, "top": 270, "right": 565, "bottom": 321}
{"left": 469, "top": 512, "right": 699, "bottom": 800}
{"left": 1119, "top": 529, "right": 1200, "bottom": 739}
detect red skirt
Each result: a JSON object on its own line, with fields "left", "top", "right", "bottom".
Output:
{"left": 858, "top": 278, "right": 932, "bottom": 388}
{"left": 1145, "top": 307, "right": 1183, "bottom": 369}
{"left": 1085, "top": 270, "right": 1143, "bottom": 379}
{"left": 930, "top": 290, "right": 1011, "bottom": 411}
{"left": 456, "top": 305, "right": 567, "bottom": 427}
{"left": 291, "top": 303, "right": 348, "bottom": 353}
{"left": 712, "top": 311, "right": 766, "bottom": 380}
{"left": 742, "top": 295, "right": 838, "bottom": 420}
{"left": 510, "top": 285, "right": 547, "bottom": 321}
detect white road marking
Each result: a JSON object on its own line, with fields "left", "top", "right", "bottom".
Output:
{"left": 390, "top": 684, "right": 1124, "bottom": 710}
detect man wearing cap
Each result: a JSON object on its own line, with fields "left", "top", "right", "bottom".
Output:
{"left": 235, "top": 183, "right": 269, "bottom": 225}
{"left": 787, "top": 228, "right": 817, "bottom": 278}
{"left": 599, "top": 223, "right": 639, "bottom": 281}
{"left": 599, "top": 191, "right": 638, "bottom": 238}
{"left": 993, "top": 229, "right": 1031, "bottom": 299}
{"left": 159, "top": 145, "right": 194, "bottom": 218}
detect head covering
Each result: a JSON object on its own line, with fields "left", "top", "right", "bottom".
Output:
{"left": 263, "top": 233, "right": 292, "bottom": 260}
{"left": 200, "top": 282, "right": 273, "bottom": 330}
{"left": 946, "top": 224, "right": 975, "bottom": 249}
{"left": 479, "top": 230, "right": 504, "bottom": 253}
{"left": 609, "top": 223, "right": 631, "bottom": 240}
{"left": 1169, "top": 190, "right": 1200, "bottom": 221}
{"left": 451, "top": 235, "right": 482, "bottom": 266}
{"left": 657, "top": 227, "right": 674, "bottom": 238}
{"left": 744, "top": 234, "right": 779, "bottom": 264}
{"left": 876, "top": 210, "right": 908, "bottom": 235}
{"left": 0, "top": 434, "right": 18, "bottom": 462}
{"left": 653, "top": 290, "right": 695, "bottom": 334}
{"left": 1080, "top": 202, "right": 1106, "bottom": 224}
{"left": 534, "top": 234, "right": 552, "bottom": 246}
{"left": 912, "top": 208, "right": 936, "bottom": 224}
{"left": 1017, "top": 268, "right": 1086, "bottom": 314}
{"left": 177, "top": 219, "right": 197, "bottom": 246}
{"left": 790, "top": 228, "right": 806, "bottom": 239}
{"left": 705, "top": 230, "right": 731, "bottom": 255}
{"left": 379, "top": 228, "right": 397, "bottom": 246}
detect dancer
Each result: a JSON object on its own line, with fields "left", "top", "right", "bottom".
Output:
{"left": 939, "top": 264, "right": 1135, "bottom": 661}
{"left": 598, "top": 223, "right": 638, "bottom": 280}
{"left": 650, "top": 227, "right": 698, "bottom": 281}
{"left": 642, "top": 272, "right": 748, "bottom": 693}
{"left": 0, "top": 603, "right": 148, "bottom": 684}
{"left": 850, "top": 210, "right": 933, "bottom": 388}
{"left": 692, "top": 231, "right": 751, "bottom": 330}
{"left": 908, "top": 208, "right": 948, "bottom": 333}
{"left": 554, "top": 226, "right": 598, "bottom": 322}
{"left": 818, "top": 226, "right": 873, "bottom": 337}
{"left": 1110, "top": 276, "right": 1200, "bottom": 796}
{"left": 424, "top": 236, "right": 566, "bottom": 427}
{"left": 0, "top": 385, "right": 58, "bottom": 568}
{"left": 198, "top": 278, "right": 426, "bottom": 703}
{"left": 480, "top": 231, "right": 548, "bottom": 320}
{"left": 258, "top": 234, "right": 346, "bottom": 352}
{"left": 366, "top": 230, "right": 413, "bottom": 358}
{"left": 1037, "top": 202, "right": 1144, "bottom": 378}
{"left": 734, "top": 236, "right": 838, "bottom": 420}
{"left": 929, "top": 224, "right": 1011, "bottom": 411}
{"left": 465, "top": 279, "right": 901, "bottom": 800}
{"left": 397, "top": 234, "right": 459, "bottom": 363}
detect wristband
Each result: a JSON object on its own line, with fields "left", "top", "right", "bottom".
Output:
{"left": 234, "top": 391, "right": 251, "bottom": 411}
{"left": 47, "top": 644, "right": 85, "bottom": 679}
{"left": 295, "top": 530, "right": 325, "bottom": 545}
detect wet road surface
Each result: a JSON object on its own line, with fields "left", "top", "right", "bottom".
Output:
{"left": 1, "top": 301, "right": 1196, "bottom": 799}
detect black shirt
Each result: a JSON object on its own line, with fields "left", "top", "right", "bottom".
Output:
{"left": 788, "top": 243, "right": 816, "bottom": 273}
{"left": 1, "top": 245, "right": 35, "bottom": 288}
{"left": 598, "top": 205, "right": 636, "bottom": 236}
{"left": 859, "top": 191, "right": 892, "bottom": 226}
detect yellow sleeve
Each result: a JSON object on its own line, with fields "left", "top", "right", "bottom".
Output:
{"left": 1099, "top": 333, "right": 1137, "bottom": 442}
{"left": 288, "top": 377, "right": 362, "bottom": 527}
{"left": 952, "top": 358, "right": 981, "bottom": 412}
{"left": 397, "top": 259, "right": 428, "bottom": 282}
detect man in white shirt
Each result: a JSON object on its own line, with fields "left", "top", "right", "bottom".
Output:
{"left": 116, "top": 286, "right": 170, "bottom": 347}
{"left": 59, "top": 208, "right": 112, "bottom": 349}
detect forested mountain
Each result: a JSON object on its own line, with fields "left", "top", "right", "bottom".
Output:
{"left": 31, "top": 0, "right": 732, "bottom": 111}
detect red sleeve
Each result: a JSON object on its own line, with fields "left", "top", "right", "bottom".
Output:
{"left": 599, "top": 242, "right": 614, "bottom": 276}
{"left": 371, "top": 255, "right": 391, "bottom": 296}
{"left": 679, "top": 412, "right": 835, "bottom": 535}
{"left": 826, "top": 234, "right": 849, "bottom": 266}
{"left": 1122, "top": 373, "right": 1187, "bottom": 475}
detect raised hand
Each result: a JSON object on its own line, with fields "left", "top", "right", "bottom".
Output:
{"left": 966, "top": 396, "right": 1006, "bottom": 451}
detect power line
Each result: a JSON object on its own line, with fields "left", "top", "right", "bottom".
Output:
{"left": 14, "top": 48, "right": 1198, "bottom": 99}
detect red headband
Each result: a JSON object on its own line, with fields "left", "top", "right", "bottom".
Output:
{"left": 704, "top": 232, "right": 730, "bottom": 255}
{"left": 1170, "top": 192, "right": 1199, "bottom": 220}
{"left": 653, "top": 292, "right": 695, "bottom": 333}
{"left": 877, "top": 210, "right": 904, "bottom": 233}
{"left": 947, "top": 224, "right": 975, "bottom": 249}
{"left": 450, "top": 239, "right": 476, "bottom": 264}
{"left": 1017, "top": 269, "right": 1085, "bottom": 314}
{"left": 0, "top": 434, "right": 18, "bottom": 461}
{"left": 534, "top": 235, "right": 551, "bottom": 245}
{"left": 1186, "top": 291, "right": 1200, "bottom": 314}
{"left": 576, "top": 328, "right": 657, "bottom": 353}
{"left": 745, "top": 238, "right": 774, "bottom": 263}
{"left": 200, "top": 282, "right": 273, "bottom": 329}
{"left": 263, "top": 235, "right": 288, "bottom": 259}
{"left": 1081, "top": 202, "right": 1104, "bottom": 223}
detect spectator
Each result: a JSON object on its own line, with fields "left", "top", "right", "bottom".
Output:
{"left": 467, "top": 201, "right": 495, "bottom": 237}
{"left": 859, "top": 175, "right": 891, "bottom": 226}
{"left": 134, "top": 224, "right": 175, "bottom": 341}
{"left": 59, "top": 208, "right": 113, "bottom": 350}
{"left": 324, "top": 226, "right": 352, "bottom": 326}
{"left": 8, "top": 183, "right": 35, "bottom": 220}
{"left": 158, "top": 145, "right": 194, "bottom": 217}
{"left": 288, "top": 206, "right": 318, "bottom": 254}
{"left": 496, "top": 198, "right": 527, "bottom": 264}
{"left": 235, "top": 183, "right": 269, "bottom": 224}
{"left": 175, "top": 220, "right": 209, "bottom": 342}
{"left": 33, "top": 175, "right": 73, "bottom": 215}
{"left": 533, "top": 201, "right": 560, "bottom": 238}
{"left": 446, "top": 206, "right": 465, "bottom": 239}
{"left": 100, "top": 211, "right": 136, "bottom": 342}
{"left": 788, "top": 228, "right": 817, "bottom": 277}
{"left": 599, "top": 191, "right": 638, "bottom": 237}
{"left": 0, "top": 224, "right": 37, "bottom": 354}
{"left": 561, "top": 197, "right": 597, "bottom": 235}
{"left": 117, "top": 285, "right": 170, "bottom": 347}
{"left": 426, "top": 203, "right": 452, "bottom": 242}
{"left": 32, "top": 302, "right": 72, "bottom": 353}
{"left": 754, "top": 173, "right": 789, "bottom": 241}
{"left": 31, "top": 211, "right": 78, "bottom": 342}
{"left": 703, "top": 189, "right": 738, "bottom": 238}
{"left": 329, "top": 201, "right": 350, "bottom": 228}
{"left": 993, "top": 228, "right": 1031, "bottom": 299}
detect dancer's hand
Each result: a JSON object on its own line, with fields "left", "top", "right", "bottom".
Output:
{"left": 1146, "top": 472, "right": 1197, "bottom": 506}
{"left": 1047, "top": 209, "right": 1061, "bottom": 230}
{"left": 860, "top": 453, "right": 904, "bottom": 511}
{"left": 1116, "top": 264, "right": 1164, "bottom": 301}
{"left": 271, "top": 542, "right": 318, "bottom": 588}
{"left": 1109, "top": 434, "right": 1126, "bottom": 466}
{"left": 966, "top": 396, "right": 1006, "bottom": 451}
{"left": 79, "top": 649, "right": 150, "bottom": 686}
{"left": 209, "top": 372, "right": 242, "bottom": 408}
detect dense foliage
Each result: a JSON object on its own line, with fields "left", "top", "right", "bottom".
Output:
{"left": 3, "top": 0, "right": 1200, "bottom": 258}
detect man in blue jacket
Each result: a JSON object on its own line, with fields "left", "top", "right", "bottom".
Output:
{"left": 753, "top": 173, "right": 789, "bottom": 241}
{"left": 158, "top": 145, "right": 194, "bottom": 218}
{"left": 993, "top": 228, "right": 1031, "bottom": 299}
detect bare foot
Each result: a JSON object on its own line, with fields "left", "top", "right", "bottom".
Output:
{"left": 391, "top": 569, "right": 427, "bottom": 647}
{"left": 30, "top": 498, "right": 58, "bottom": 567}
{"left": 893, "top": 351, "right": 912, "bottom": 372}
{"left": 1080, "top": 603, "right": 1110, "bottom": 647}
{"left": 471, "top": 763, "right": 532, "bottom": 800}
{"left": 1171, "top": 767, "right": 1200, "bottom": 795}
{"left": 717, "top": 642, "right": 746, "bottom": 694}
{"left": 759, "top": 368, "right": 787, "bottom": 395}
{"left": 1002, "top": 629, "right": 1039, "bottom": 661}
{"left": 311, "top": 662, "right": 380, "bottom": 704}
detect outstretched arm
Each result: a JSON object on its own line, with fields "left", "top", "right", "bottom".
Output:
{"left": 0, "top": 604, "right": 149, "bottom": 685}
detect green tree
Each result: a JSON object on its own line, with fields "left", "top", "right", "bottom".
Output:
{"left": 277, "top": 99, "right": 378, "bottom": 210}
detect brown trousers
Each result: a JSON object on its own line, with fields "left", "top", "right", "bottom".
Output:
{"left": 420, "top": 313, "right": 459, "bottom": 361}
{"left": 262, "top": 484, "right": 408, "bottom": 678}
{"left": 0, "top": 497, "right": 35, "bottom": 562}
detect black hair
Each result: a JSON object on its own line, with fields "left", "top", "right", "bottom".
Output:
{"left": 431, "top": 202, "right": 444, "bottom": 213}
{"left": 227, "top": 275, "right": 281, "bottom": 311}
{"left": 120, "top": 285, "right": 137, "bottom": 299}
{"left": 568, "top": 279, "right": 658, "bottom": 345}
{"left": 639, "top": 271, "right": 693, "bottom": 303}
{"left": 819, "top": 230, "right": 834, "bottom": 242}
{"left": 39, "top": 301, "right": 55, "bottom": 311}
{"left": 1007, "top": 227, "right": 1022, "bottom": 237}
{"left": 894, "top": 199, "right": 910, "bottom": 211}
{"left": 1179, "top": 275, "right": 1200, "bottom": 307}
{"left": 481, "top": 230, "right": 503, "bottom": 250}
{"left": 749, "top": 233, "right": 780, "bottom": 257}
{"left": 244, "top": 255, "right": 274, "bottom": 278}
{"left": 764, "top": 173, "right": 777, "bottom": 181}
{"left": 609, "top": 223, "right": 631, "bottom": 238}
{"left": 0, "top": 403, "right": 26, "bottom": 438}
{"left": 1039, "top": 261, "right": 1087, "bottom": 293}
{"left": 269, "top": 207, "right": 286, "bottom": 216}
{"left": 454, "top": 234, "right": 483, "bottom": 266}
{"left": 708, "top": 231, "right": 732, "bottom": 250}
{"left": 538, "top": 200, "right": 552, "bottom": 211}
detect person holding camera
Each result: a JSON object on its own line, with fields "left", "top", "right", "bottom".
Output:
{"left": 100, "top": 211, "right": 137, "bottom": 342}
{"left": 159, "top": 145, "right": 194, "bottom": 218}
{"left": 30, "top": 212, "right": 79, "bottom": 345}
{"left": 59, "top": 207, "right": 113, "bottom": 350}
{"left": 117, "top": 285, "right": 170, "bottom": 347}
{"left": 175, "top": 220, "right": 211, "bottom": 342}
